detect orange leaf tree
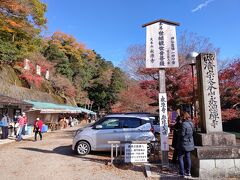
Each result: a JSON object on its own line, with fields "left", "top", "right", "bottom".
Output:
{"left": 112, "top": 83, "right": 154, "bottom": 113}
{"left": 0, "top": 0, "right": 47, "bottom": 63}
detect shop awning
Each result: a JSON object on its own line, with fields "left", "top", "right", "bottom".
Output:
{"left": 24, "top": 100, "right": 96, "bottom": 115}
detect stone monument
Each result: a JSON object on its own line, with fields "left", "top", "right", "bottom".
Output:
{"left": 192, "top": 53, "right": 240, "bottom": 178}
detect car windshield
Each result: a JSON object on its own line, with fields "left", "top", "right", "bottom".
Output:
{"left": 90, "top": 117, "right": 106, "bottom": 127}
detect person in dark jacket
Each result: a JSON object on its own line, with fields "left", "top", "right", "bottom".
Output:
{"left": 177, "top": 112, "right": 195, "bottom": 177}
{"left": 33, "top": 118, "right": 43, "bottom": 141}
{"left": 171, "top": 115, "right": 182, "bottom": 163}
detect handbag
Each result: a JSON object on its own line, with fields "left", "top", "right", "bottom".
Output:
{"left": 15, "top": 123, "right": 19, "bottom": 128}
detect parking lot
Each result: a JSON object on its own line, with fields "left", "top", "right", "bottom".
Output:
{"left": 0, "top": 125, "right": 149, "bottom": 180}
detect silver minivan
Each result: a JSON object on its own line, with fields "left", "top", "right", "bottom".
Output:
{"left": 72, "top": 114, "right": 155, "bottom": 155}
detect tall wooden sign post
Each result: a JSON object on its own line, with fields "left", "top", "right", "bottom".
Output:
{"left": 142, "top": 19, "right": 180, "bottom": 166}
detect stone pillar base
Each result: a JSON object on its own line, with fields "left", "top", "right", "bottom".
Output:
{"left": 192, "top": 146, "right": 240, "bottom": 178}
{"left": 195, "top": 132, "right": 236, "bottom": 146}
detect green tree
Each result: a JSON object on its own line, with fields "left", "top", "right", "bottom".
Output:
{"left": 87, "top": 56, "right": 126, "bottom": 112}
{"left": 56, "top": 59, "right": 74, "bottom": 80}
{"left": 0, "top": 38, "right": 21, "bottom": 62}
{"left": 44, "top": 44, "right": 67, "bottom": 61}
{"left": 108, "top": 67, "right": 126, "bottom": 103}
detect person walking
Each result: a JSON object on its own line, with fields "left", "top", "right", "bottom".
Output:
{"left": 17, "top": 115, "right": 25, "bottom": 141}
{"left": 1, "top": 114, "right": 9, "bottom": 139}
{"left": 177, "top": 112, "right": 195, "bottom": 177}
{"left": 22, "top": 112, "right": 28, "bottom": 135}
{"left": 171, "top": 115, "right": 182, "bottom": 163}
{"left": 33, "top": 118, "right": 43, "bottom": 141}
{"left": 13, "top": 115, "right": 18, "bottom": 136}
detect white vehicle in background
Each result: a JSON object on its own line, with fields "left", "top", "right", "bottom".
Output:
{"left": 124, "top": 112, "right": 160, "bottom": 134}
{"left": 72, "top": 114, "right": 155, "bottom": 155}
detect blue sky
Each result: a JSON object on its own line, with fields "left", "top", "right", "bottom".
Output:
{"left": 42, "top": 0, "right": 240, "bottom": 66}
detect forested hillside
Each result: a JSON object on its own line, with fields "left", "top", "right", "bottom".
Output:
{"left": 0, "top": 0, "right": 126, "bottom": 112}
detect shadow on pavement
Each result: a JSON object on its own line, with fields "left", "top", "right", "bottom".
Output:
{"left": 19, "top": 146, "right": 144, "bottom": 174}
{"left": 22, "top": 139, "right": 35, "bottom": 142}
{"left": 20, "top": 145, "right": 110, "bottom": 164}
{"left": 20, "top": 145, "right": 73, "bottom": 156}
{"left": 61, "top": 130, "right": 76, "bottom": 134}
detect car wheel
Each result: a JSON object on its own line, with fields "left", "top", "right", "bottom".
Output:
{"left": 75, "top": 141, "right": 90, "bottom": 155}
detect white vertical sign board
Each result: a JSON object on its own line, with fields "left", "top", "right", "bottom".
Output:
{"left": 24, "top": 59, "right": 30, "bottom": 70}
{"left": 159, "top": 93, "right": 169, "bottom": 151}
{"left": 124, "top": 144, "right": 148, "bottom": 163}
{"left": 36, "top": 65, "right": 41, "bottom": 75}
{"left": 45, "top": 69, "right": 49, "bottom": 80}
{"left": 146, "top": 22, "right": 179, "bottom": 68}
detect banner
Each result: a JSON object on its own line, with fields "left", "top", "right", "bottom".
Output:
{"left": 159, "top": 93, "right": 169, "bottom": 151}
{"left": 146, "top": 22, "right": 179, "bottom": 68}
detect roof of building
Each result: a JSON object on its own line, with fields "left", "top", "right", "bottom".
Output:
{"left": 24, "top": 100, "right": 96, "bottom": 115}
{"left": 0, "top": 94, "right": 33, "bottom": 106}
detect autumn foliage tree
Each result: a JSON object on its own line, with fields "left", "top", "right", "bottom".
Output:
{"left": 122, "top": 32, "right": 240, "bottom": 122}
{"left": 0, "top": 0, "right": 47, "bottom": 34}
{"left": 122, "top": 32, "right": 219, "bottom": 111}
{"left": 219, "top": 58, "right": 240, "bottom": 121}
{"left": 43, "top": 31, "right": 126, "bottom": 110}
{"left": 111, "top": 82, "right": 154, "bottom": 113}
{"left": 15, "top": 53, "right": 52, "bottom": 88}
{"left": 51, "top": 75, "right": 76, "bottom": 98}
{"left": 0, "top": 0, "right": 47, "bottom": 63}
{"left": 0, "top": 1, "right": 127, "bottom": 111}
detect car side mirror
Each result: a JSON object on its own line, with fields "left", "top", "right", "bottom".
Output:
{"left": 95, "top": 125, "right": 103, "bottom": 129}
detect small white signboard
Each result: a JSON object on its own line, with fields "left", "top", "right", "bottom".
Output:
{"left": 146, "top": 22, "right": 179, "bottom": 68}
{"left": 124, "top": 144, "right": 147, "bottom": 163}
{"left": 159, "top": 93, "right": 169, "bottom": 151}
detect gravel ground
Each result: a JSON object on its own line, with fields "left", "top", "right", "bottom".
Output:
{"left": 1, "top": 125, "right": 238, "bottom": 180}
{"left": 0, "top": 125, "right": 148, "bottom": 180}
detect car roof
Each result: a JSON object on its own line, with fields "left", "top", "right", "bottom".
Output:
{"left": 105, "top": 114, "right": 151, "bottom": 120}
{"left": 125, "top": 113, "right": 158, "bottom": 118}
